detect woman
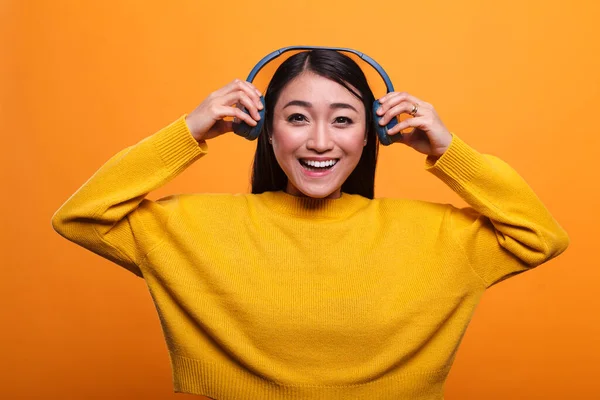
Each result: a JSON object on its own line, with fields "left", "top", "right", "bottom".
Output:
{"left": 52, "top": 49, "right": 569, "bottom": 400}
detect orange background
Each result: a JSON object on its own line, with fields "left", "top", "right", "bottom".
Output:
{"left": 2, "top": 0, "right": 599, "bottom": 399}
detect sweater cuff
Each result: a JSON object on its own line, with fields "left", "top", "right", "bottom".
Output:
{"left": 424, "top": 133, "right": 486, "bottom": 194}
{"left": 152, "top": 114, "right": 208, "bottom": 175}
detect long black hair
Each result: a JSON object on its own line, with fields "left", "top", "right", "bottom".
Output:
{"left": 251, "top": 49, "right": 379, "bottom": 199}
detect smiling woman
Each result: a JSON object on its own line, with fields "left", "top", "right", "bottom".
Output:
{"left": 51, "top": 48, "right": 569, "bottom": 399}
{"left": 251, "top": 49, "right": 379, "bottom": 199}
{"left": 269, "top": 71, "right": 368, "bottom": 199}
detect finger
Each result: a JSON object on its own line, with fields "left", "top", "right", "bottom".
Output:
{"left": 378, "top": 101, "right": 418, "bottom": 125}
{"left": 237, "top": 92, "right": 262, "bottom": 120}
{"left": 211, "top": 79, "right": 241, "bottom": 97}
{"left": 213, "top": 105, "right": 258, "bottom": 127}
{"left": 239, "top": 81, "right": 263, "bottom": 110}
{"left": 212, "top": 119, "right": 235, "bottom": 135}
{"left": 221, "top": 91, "right": 261, "bottom": 120}
{"left": 386, "top": 116, "right": 426, "bottom": 135}
{"left": 243, "top": 80, "right": 263, "bottom": 100}
{"left": 216, "top": 79, "right": 263, "bottom": 110}
{"left": 230, "top": 106, "right": 258, "bottom": 126}
{"left": 377, "top": 92, "right": 426, "bottom": 115}
{"left": 378, "top": 91, "right": 415, "bottom": 104}
{"left": 377, "top": 91, "right": 398, "bottom": 104}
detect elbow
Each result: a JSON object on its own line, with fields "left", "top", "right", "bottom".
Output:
{"left": 51, "top": 209, "right": 72, "bottom": 239}
{"left": 51, "top": 206, "right": 84, "bottom": 241}
{"left": 51, "top": 209, "right": 65, "bottom": 235}
{"left": 529, "top": 225, "right": 570, "bottom": 267}
{"left": 500, "top": 224, "right": 570, "bottom": 268}
{"left": 548, "top": 225, "right": 570, "bottom": 258}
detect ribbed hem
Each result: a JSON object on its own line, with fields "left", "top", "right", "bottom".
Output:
{"left": 424, "top": 133, "right": 485, "bottom": 195}
{"left": 153, "top": 114, "right": 208, "bottom": 175}
{"left": 170, "top": 353, "right": 447, "bottom": 400}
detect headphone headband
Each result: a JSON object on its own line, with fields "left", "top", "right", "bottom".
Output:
{"left": 234, "top": 46, "right": 400, "bottom": 145}
{"left": 245, "top": 46, "right": 395, "bottom": 93}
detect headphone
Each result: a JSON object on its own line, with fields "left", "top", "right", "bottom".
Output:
{"left": 232, "top": 46, "right": 401, "bottom": 146}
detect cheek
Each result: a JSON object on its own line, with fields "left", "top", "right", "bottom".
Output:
{"left": 272, "top": 143, "right": 292, "bottom": 167}
{"left": 271, "top": 126, "right": 300, "bottom": 165}
{"left": 339, "top": 130, "right": 368, "bottom": 154}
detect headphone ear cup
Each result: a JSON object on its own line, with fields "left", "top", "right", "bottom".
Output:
{"left": 232, "top": 96, "right": 266, "bottom": 140}
{"left": 372, "top": 101, "right": 400, "bottom": 146}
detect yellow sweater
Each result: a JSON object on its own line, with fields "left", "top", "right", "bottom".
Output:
{"left": 52, "top": 115, "right": 569, "bottom": 400}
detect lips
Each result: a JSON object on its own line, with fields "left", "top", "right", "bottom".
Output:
{"left": 299, "top": 158, "right": 339, "bottom": 169}
{"left": 297, "top": 158, "right": 339, "bottom": 177}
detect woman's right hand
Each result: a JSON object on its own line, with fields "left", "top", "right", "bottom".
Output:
{"left": 185, "top": 79, "right": 264, "bottom": 142}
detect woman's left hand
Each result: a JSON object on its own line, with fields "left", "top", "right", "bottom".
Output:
{"left": 376, "top": 92, "right": 452, "bottom": 157}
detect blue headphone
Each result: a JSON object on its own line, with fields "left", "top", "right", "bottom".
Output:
{"left": 232, "top": 46, "right": 401, "bottom": 146}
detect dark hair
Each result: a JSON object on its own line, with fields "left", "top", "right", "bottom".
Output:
{"left": 251, "top": 49, "right": 379, "bottom": 199}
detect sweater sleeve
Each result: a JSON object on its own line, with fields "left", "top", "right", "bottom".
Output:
{"left": 51, "top": 115, "right": 207, "bottom": 277}
{"left": 425, "top": 134, "right": 570, "bottom": 288}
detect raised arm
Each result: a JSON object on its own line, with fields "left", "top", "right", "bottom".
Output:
{"left": 376, "top": 91, "right": 569, "bottom": 287}
{"left": 51, "top": 116, "right": 207, "bottom": 276}
{"left": 51, "top": 79, "right": 264, "bottom": 277}
{"left": 427, "top": 134, "right": 569, "bottom": 287}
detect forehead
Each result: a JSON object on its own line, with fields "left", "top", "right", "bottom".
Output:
{"left": 277, "top": 72, "right": 363, "bottom": 107}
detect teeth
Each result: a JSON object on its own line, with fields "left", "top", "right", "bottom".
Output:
{"left": 303, "top": 159, "right": 337, "bottom": 168}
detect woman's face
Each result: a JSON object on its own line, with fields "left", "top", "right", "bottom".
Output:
{"left": 271, "top": 72, "right": 367, "bottom": 199}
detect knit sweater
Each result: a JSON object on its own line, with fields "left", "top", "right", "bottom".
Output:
{"left": 51, "top": 115, "right": 569, "bottom": 400}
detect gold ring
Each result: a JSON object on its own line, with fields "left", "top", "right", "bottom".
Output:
{"left": 410, "top": 103, "right": 419, "bottom": 116}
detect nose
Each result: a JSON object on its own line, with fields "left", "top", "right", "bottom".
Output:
{"left": 306, "top": 122, "right": 334, "bottom": 153}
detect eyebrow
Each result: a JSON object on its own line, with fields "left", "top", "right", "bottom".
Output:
{"left": 282, "top": 100, "right": 358, "bottom": 113}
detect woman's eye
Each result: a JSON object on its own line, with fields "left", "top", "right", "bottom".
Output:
{"left": 334, "top": 117, "right": 353, "bottom": 124}
{"left": 287, "top": 114, "right": 306, "bottom": 123}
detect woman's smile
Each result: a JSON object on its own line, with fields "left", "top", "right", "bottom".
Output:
{"left": 298, "top": 157, "right": 340, "bottom": 177}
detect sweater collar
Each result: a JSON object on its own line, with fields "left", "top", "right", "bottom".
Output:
{"left": 258, "top": 190, "right": 369, "bottom": 220}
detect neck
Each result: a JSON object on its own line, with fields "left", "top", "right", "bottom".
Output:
{"left": 284, "top": 183, "right": 342, "bottom": 200}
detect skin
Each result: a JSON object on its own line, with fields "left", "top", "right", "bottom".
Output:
{"left": 270, "top": 72, "right": 367, "bottom": 199}
{"left": 376, "top": 91, "right": 452, "bottom": 159}
{"left": 185, "top": 76, "right": 453, "bottom": 199}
